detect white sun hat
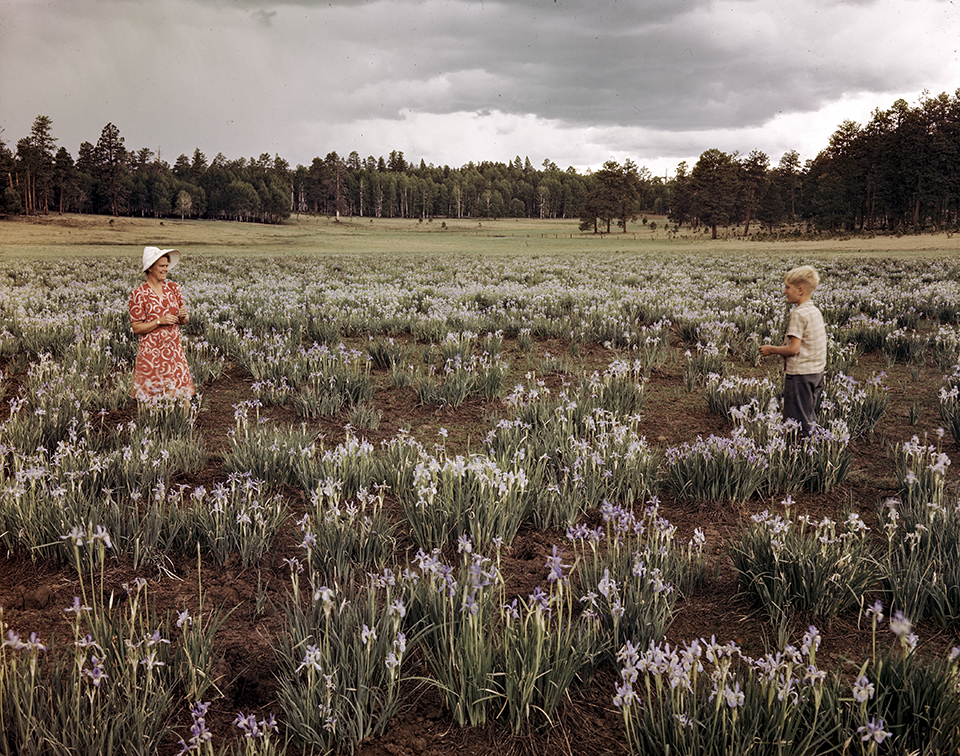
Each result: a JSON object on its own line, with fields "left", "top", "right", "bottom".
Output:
{"left": 142, "top": 246, "right": 181, "bottom": 273}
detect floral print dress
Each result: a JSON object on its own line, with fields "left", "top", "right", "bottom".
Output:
{"left": 128, "top": 280, "right": 195, "bottom": 400}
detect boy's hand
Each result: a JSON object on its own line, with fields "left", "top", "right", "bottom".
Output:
{"left": 759, "top": 337, "right": 799, "bottom": 358}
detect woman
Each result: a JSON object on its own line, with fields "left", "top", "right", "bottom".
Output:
{"left": 128, "top": 246, "right": 195, "bottom": 401}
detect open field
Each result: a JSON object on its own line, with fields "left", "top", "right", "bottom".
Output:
{"left": 5, "top": 212, "right": 960, "bottom": 259}
{"left": 4, "top": 214, "right": 960, "bottom": 755}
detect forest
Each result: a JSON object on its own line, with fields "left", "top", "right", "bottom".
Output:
{"left": 2, "top": 89, "right": 960, "bottom": 234}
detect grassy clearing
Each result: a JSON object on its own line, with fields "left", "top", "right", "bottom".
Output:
{"left": 5, "top": 212, "right": 960, "bottom": 261}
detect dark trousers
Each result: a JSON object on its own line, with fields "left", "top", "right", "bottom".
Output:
{"left": 783, "top": 372, "right": 824, "bottom": 438}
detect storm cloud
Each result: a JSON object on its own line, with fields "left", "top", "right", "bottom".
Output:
{"left": 2, "top": 0, "right": 957, "bottom": 174}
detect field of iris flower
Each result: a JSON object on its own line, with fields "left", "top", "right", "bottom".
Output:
{"left": 3, "top": 214, "right": 960, "bottom": 755}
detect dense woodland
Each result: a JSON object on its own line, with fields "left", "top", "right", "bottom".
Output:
{"left": 3, "top": 90, "right": 960, "bottom": 234}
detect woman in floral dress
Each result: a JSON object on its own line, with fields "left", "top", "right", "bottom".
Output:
{"left": 128, "top": 246, "right": 195, "bottom": 401}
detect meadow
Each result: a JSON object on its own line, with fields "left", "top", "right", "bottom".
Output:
{"left": 3, "top": 213, "right": 960, "bottom": 755}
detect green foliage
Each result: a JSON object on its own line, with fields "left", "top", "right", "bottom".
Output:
{"left": 397, "top": 450, "right": 533, "bottom": 550}
{"left": 684, "top": 340, "right": 728, "bottom": 389}
{"left": 184, "top": 474, "right": 288, "bottom": 569}
{"left": 276, "top": 568, "right": 409, "bottom": 753}
{"left": 938, "top": 364, "right": 960, "bottom": 444}
{"left": 680, "top": 148, "right": 740, "bottom": 238}
{"left": 409, "top": 544, "right": 595, "bottom": 732}
{"left": 488, "top": 375, "right": 658, "bottom": 529}
{"left": 300, "top": 481, "right": 396, "bottom": 580}
{"left": 664, "top": 431, "right": 767, "bottom": 503}
{"left": 579, "top": 159, "right": 644, "bottom": 234}
{"left": 617, "top": 628, "right": 840, "bottom": 756}
{"left": 817, "top": 371, "right": 887, "bottom": 440}
{"left": 881, "top": 435, "right": 960, "bottom": 623}
{"left": 731, "top": 504, "right": 880, "bottom": 643}
{"left": 848, "top": 605, "right": 960, "bottom": 755}
{"left": 413, "top": 343, "right": 510, "bottom": 407}
{"left": 222, "top": 402, "right": 315, "bottom": 489}
{"left": 568, "top": 500, "right": 707, "bottom": 660}
{"left": 0, "top": 530, "right": 225, "bottom": 756}
{"left": 705, "top": 372, "right": 779, "bottom": 420}
{"left": 729, "top": 400, "right": 854, "bottom": 496}
{"left": 882, "top": 327, "right": 928, "bottom": 366}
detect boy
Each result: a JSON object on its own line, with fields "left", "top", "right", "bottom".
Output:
{"left": 759, "top": 265, "right": 827, "bottom": 438}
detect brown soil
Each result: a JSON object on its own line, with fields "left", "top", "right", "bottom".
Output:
{"left": 2, "top": 336, "right": 958, "bottom": 755}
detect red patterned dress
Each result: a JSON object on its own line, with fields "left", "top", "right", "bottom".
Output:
{"left": 128, "top": 280, "right": 195, "bottom": 400}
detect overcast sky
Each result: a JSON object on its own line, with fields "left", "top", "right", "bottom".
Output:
{"left": 2, "top": 0, "right": 959, "bottom": 176}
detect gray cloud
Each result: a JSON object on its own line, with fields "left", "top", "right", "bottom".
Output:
{"left": 252, "top": 8, "right": 278, "bottom": 25}
{"left": 1, "top": 0, "right": 957, "bottom": 174}
{"left": 251, "top": 0, "right": 947, "bottom": 131}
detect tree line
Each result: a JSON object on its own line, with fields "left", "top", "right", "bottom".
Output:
{"left": 665, "top": 91, "right": 960, "bottom": 237}
{"left": 3, "top": 89, "right": 959, "bottom": 233}
{"left": 0, "top": 121, "right": 615, "bottom": 224}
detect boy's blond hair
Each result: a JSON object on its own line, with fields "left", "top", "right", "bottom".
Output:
{"left": 785, "top": 265, "right": 820, "bottom": 291}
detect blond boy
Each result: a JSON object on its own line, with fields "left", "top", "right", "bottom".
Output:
{"left": 759, "top": 265, "right": 827, "bottom": 438}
